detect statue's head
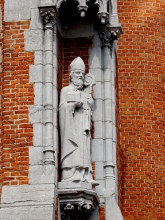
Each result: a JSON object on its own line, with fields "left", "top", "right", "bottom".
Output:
{"left": 69, "top": 57, "right": 85, "bottom": 90}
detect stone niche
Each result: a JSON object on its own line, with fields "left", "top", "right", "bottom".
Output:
{"left": 56, "top": 1, "right": 102, "bottom": 219}
{"left": 38, "top": 0, "right": 123, "bottom": 219}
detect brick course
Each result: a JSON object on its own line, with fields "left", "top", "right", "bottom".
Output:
{"left": 117, "top": 0, "right": 165, "bottom": 219}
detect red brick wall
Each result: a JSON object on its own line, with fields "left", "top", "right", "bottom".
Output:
{"left": 0, "top": 0, "right": 3, "bottom": 200}
{"left": 117, "top": 0, "right": 165, "bottom": 219}
{"left": 62, "top": 37, "right": 92, "bottom": 87}
{"left": 1, "top": 18, "right": 34, "bottom": 190}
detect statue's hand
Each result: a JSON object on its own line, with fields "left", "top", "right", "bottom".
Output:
{"left": 74, "top": 101, "right": 83, "bottom": 108}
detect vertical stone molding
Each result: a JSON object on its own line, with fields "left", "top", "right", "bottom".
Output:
{"left": 39, "top": 6, "right": 58, "bottom": 166}
{"left": 98, "top": 23, "right": 123, "bottom": 219}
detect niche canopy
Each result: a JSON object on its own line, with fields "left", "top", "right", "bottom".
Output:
{"left": 56, "top": 0, "right": 109, "bottom": 24}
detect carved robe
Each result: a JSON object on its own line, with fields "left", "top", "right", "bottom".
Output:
{"left": 59, "top": 84, "right": 92, "bottom": 181}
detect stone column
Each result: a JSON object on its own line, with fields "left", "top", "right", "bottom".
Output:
{"left": 99, "top": 28, "right": 123, "bottom": 220}
{"left": 39, "top": 7, "right": 57, "bottom": 170}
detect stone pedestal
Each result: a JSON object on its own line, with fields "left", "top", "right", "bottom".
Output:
{"left": 58, "top": 182, "right": 99, "bottom": 219}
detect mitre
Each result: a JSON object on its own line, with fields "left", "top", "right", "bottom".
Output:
{"left": 70, "top": 57, "right": 85, "bottom": 72}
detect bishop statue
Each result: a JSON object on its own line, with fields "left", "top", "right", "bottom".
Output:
{"left": 59, "top": 57, "right": 98, "bottom": 186}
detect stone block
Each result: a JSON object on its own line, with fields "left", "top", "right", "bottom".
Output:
{"left": 105, "top": 197, "right": 124, "bottom": 220}
{"left": 29, "top": 146, "right": 43, "bottom": 165}
{"left": 95, "top": 162, "right": 104, "bottom": 180}
{"left": 4, "top": 0, "right": 31, "bottom": 21}
{"left": 30, "top": 65, "right": 43, "bottom": 83}
{"left": 25, "top": 30, "right": 43, "bottom": 51}
{"left": 92, "top": 139, "right": 104, "bottom": 162}
{"left": 104, "top": 68, "right": 111, "bottom": 82}
{"left": 95, "top": 179, "right": 105, "bottom": 197}
{"left": 44, "top": 65, "right": 53, "bottom": 83}
{"left": 1, "top": 184, "right": 55, "bottom": 207}
{"left": 104, "top": 81, "right": 112, "bottom": 100}
{"left": 4, "top": 0, "right": 40, "bottom": 21}
{"left": 104, "top": 99, "right": 112, "bottom": 122}
{"left": 89, "top": 68, "right": 102, "bottom": 82}
{"left": 34, "top": 83, "right": 43, "bottom": 106}
{"left": 30, "top": 8, "right": 43, "bottom": 30}
{"left": 33, "top": 123, "right": 43, "bottom": 146}
{"left": 104, "top": 121, "right": 113, "bottom": 139}
{"left": 93, "top": 99, "right": 103, "bottom": 121}
{"left": 29, "top": 106, "right": 43, "bottom": 123}
{"left": 0, "top": 205, "right": 54, "bottom": 220}
{"left": 93, "top": 82, "right": 102, "bottom": 99}
{"left": 94, "top": 121, "right": 103, "bottom": 139}
{"left": 34, "top": 51, "right": 43, "bottom": 65}
{"left": 29, "top": 164, "right": 55, "bottom": 184}
{"left": 89, "top": 47, "right": 102, "bottom": 69}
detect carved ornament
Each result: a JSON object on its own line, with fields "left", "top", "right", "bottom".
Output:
{"left": 39, "top": 7, "right": 57, "bottom": 29}
{"left": 98, "top": 24, "right": 123, "bottom": 48}
{"left": 56, "top": 0, "right": 109, "bottom": 24}
{"left": 58, "top": 188, "right": 99, "bottom": 219}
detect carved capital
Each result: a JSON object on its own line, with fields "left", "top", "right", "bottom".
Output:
{"left": 39, "top": 7, "right": 57, "bottom": 29}
{"left": 99, "top": 30, "right": 113, "bottom": 48}
{"left": 98, "top": 24, "right": 123, "bottom": 48}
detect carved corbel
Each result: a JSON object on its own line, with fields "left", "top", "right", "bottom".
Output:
{"left": 39, "top": 6, "right": 58, "bottom": 29}
{"left": 98, "top": 23, "right": 122, "bottom": 49}
{"left": 58, "top": 188, "right": 99, "bottom": 220}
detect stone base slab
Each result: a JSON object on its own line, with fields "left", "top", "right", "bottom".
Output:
{"left": 0, "top": 184, "right": 56, "bottom": 220}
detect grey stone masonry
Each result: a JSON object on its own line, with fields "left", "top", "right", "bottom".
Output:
{"left": 0, "top": 184, "right": 56, "bottom": 220}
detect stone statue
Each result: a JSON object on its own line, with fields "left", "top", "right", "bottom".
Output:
{"left": 59, "top": 57, "right": 98, "bottom": 186}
